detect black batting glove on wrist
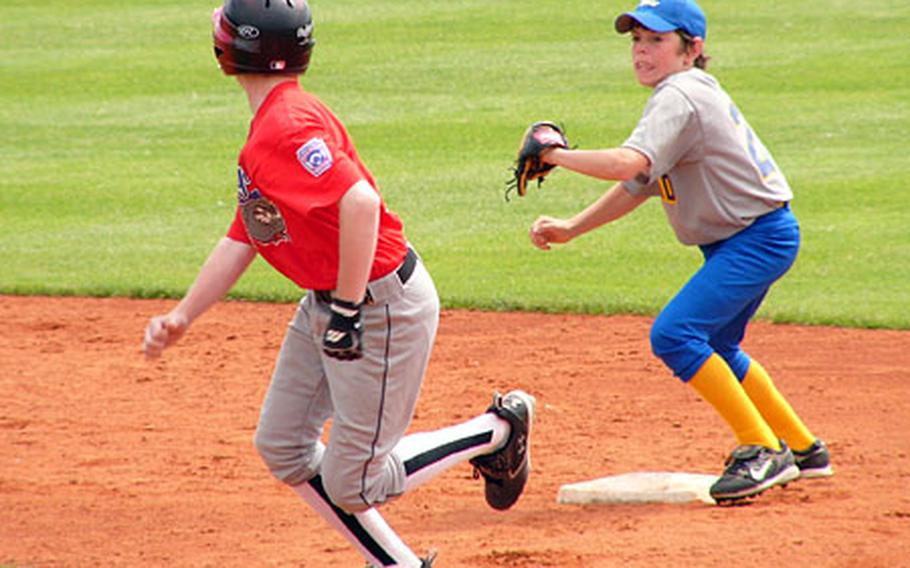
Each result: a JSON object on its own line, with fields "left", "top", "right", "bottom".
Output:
{"left": 323, "top": 299, "right": 363, "bottom": 361}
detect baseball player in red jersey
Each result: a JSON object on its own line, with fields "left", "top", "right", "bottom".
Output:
{"left": 142, "top": 1, "right": 534, "bottom": 565}
{"left": 528, "top": 0, "right": 832, "bottom": 503}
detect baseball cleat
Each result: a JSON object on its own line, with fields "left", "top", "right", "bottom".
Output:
{"left": 365, "top": 550, "right": 436, "bottom": 568}
{"left": 469, "top": 390, "right": 536, "bottom": 511}
{"left": 420, "top": 550, "right": 438, "bottom": 567}
{"left": 793, "top": 439, "right": 834, "bottom": 479}
{"left": 710, "top": 443, "right": 800, "bottom": 503}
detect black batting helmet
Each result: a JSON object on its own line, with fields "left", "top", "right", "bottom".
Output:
{"left": 212, "top": 0, "right": 315, "bottom": 75}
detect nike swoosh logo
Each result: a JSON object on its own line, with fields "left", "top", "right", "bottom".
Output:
{"left": 749, "top": 459, "right": 774, "bottom": 480}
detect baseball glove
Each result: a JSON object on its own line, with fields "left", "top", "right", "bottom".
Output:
{"left": 506, "top": 121, "right": 569, "bottom": 200}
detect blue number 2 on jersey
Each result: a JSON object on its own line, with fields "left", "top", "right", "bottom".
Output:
{"left": 729, "top": 103, "right": 777, "bottom": 179}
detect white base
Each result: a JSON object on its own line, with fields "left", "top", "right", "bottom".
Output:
{"left": 557, "top": 471, "right": 719, "bottom": 505}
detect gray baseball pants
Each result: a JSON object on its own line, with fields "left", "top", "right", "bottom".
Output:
{"left": 254, "top": 252, "right": 439, "bottom": 513}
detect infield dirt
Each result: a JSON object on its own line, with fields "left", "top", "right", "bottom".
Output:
{"left": 2, "top": 295, "right": 909, "bottom": 567}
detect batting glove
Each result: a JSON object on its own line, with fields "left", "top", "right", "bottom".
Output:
{"left": 322, "top": 299, "right": 363, "bottom": 361}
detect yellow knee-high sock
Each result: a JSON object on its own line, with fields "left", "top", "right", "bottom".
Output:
{"left": 741, "top": 359, "right": 815, "bottom": 452}
{"left": 689, "top": 354, "right": 780, "bottom": 449}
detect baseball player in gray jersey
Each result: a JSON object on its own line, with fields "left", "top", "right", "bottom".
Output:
{"left": 528, "top": 0, "right": 831, "bottom": 503}
{"left": 143, "top": 1, "right": 534, "bottom": 565}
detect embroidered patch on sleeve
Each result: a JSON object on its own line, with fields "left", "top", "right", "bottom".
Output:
{"left": 296, "top": 137, "right": 333, "bottom": 177}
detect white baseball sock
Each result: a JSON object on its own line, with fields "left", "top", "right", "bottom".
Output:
{"left": 293, "top": 475, "right": 422, "bottom": 567}
{"left": 290, "top": 414, "right": 508, "bottom": 566}
{"left": 395, "top": 412, "right": 509, "bottom": 492}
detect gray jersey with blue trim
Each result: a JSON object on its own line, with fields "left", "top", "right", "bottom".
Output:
{"left": 621, "top": 68, "right": 793, "bottom": 245}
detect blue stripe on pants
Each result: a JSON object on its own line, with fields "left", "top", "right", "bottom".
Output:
{"left": 650, "top": 206, "right": 800, "bottom": 382}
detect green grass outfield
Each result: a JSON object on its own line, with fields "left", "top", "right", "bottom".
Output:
{"left": 1, "top": 0, "right": 908, "bottom": 329}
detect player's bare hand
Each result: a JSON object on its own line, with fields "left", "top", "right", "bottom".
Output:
{"left": 143, "top": 312, "right": 189, "bottom": 359}
{"left": 529, "top": 216, "right": 574, "bottom": 250}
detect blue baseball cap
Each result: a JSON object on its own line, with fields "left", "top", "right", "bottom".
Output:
{"left": 615, "top": 0, "right": 707, "bottom": 39}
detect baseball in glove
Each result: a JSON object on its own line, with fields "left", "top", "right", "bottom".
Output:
{"left": 505, "top": 121, "right": 569, "bottom": 200}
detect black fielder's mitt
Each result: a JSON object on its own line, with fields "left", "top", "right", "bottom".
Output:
{"left": 506, "top": 121, "right": 569, "bottom": 200}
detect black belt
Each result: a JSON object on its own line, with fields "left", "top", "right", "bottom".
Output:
{"left": 313, "top": 247, "right": 418, "bottom": 305}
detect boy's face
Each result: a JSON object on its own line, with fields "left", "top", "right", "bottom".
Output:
{"left": 630, "top": 27, "right": 693, "bottom": 87}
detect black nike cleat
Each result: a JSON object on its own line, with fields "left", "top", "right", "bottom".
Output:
{"left": 710, "top": 443, "right": 800, "bottom": 503}
{"left": 793, "top": 439, "right": 834, "bottom": 479}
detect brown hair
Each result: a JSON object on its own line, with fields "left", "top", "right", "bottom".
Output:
{"left": 677, "top": 30, "right": 710, "bottom": 70}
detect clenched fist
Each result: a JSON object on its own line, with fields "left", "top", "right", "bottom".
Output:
{"left": 529, "top": 216, "right": 575, "bottom": 251}
{"left": 143, "top": 312, "right": 189, "bottom": 359}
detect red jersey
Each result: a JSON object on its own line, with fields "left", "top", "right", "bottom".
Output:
{"left": 226, "top": 81, "right": 407, "bottom": 290}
